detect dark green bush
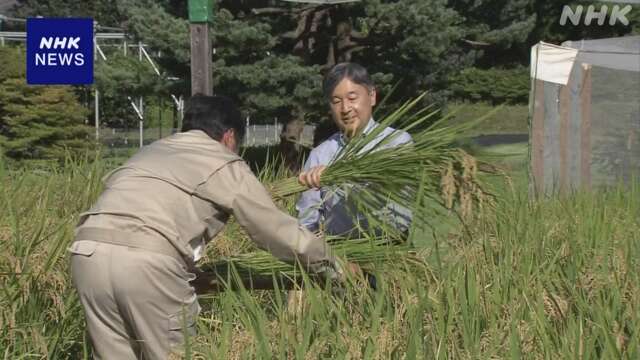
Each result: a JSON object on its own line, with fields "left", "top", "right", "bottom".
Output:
{"left": 450, "top": 67, "right": 529, "bottom": 105}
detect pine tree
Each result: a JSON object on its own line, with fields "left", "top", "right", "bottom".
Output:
{"left": 13, "top": 0, "right": 122, "bottom": 27}
{"left": 94, "top": 52, "right": 170, "bottom": 129}
{"left": 355, "top": 0, "right": 470, "bottom": 102}
{"left": 0, "top": 47, "right": 92, "bottom": 161}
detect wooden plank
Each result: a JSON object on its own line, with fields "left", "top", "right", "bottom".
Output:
{"left": 190, "top": 23, "right": 212, "bottom": 95}
{"left": 531, "top": 79, "right": 545, "bottom": 196}
{"left": 568, "top": 65, "right": 583, "bottom": 191}
{"left": 543, "top": 82, "right": 560, "bottom": 195}
{"left": 559, "top": 81, "right": 571, "bottom": 195}
{"left": 580, "top": 64, "right": 592, "bottom": 190}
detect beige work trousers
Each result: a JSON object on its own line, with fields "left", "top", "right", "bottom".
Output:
{"left": 70, "top": 240, "right": 200, "bottom": 359}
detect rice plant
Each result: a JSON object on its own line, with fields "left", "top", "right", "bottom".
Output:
{"left": 1, "top": 141, "right": 638, "bottom": 359}
{"left": 0, "top": 153, "right": 105, "bottom": 358}
{"left": 208, "top": 96, "right": 499, "bottom": 285}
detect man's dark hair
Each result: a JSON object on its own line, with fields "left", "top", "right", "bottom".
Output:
{"left": 181, "top": 94, "right": 245, "bottom": 142}
{"left": 322, "top": 62, "right": 375, "bottom": 102}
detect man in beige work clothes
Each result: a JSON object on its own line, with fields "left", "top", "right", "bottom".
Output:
{"left": 70, "top": 95, "right": 339, "bottom": 359}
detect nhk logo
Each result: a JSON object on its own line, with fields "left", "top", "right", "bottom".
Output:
{"left": 560, "top": 0, "right": 638, "bottom": 26}
{"left": 27, "top": 18, "right": 93, "bottom": 85}
{"left": 36, "top": 37, "right": 85, "bottom": 66}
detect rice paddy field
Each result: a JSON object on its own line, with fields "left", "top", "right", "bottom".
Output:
{"left": 1, "top": 141, "right": 639, "bottom": 359}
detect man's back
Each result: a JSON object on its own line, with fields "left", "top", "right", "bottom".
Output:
{"left": 79, "top": 130, "right": 240, "bottom": 261}
{"left": 71, "top": 94, "right": 339, "bottom": 360}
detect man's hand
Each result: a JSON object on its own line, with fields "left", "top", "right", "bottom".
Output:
{"left": 190, "top": 272, "right": 221, "bottom": 294}
{"left": 344, "top": 262, "right": 362, "bottom": 279}
{"left": 298, "top": 165, "right": 326, "bottom": 189}
{"left": 327, "top": 261, "right": 367, "bottom": 298}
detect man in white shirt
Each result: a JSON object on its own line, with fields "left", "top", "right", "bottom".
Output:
{"left": 297, "top": 62, "right": 412, "bottom": 237}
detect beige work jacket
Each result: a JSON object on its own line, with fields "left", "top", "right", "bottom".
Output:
{"left": 76, "top": 130, "right": 334, "bottom": 271}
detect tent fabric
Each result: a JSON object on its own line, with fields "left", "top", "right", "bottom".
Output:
{"left": 529, "top": 36, "right": 640, "bottom": 196}
{"left": 562, "top": 35, "right": 640, "bottom": 53}
{"left": 530, "top": 42, "right": 578, "bottom": 85}
{"left": 530, "top": 37, "right": 640, "bottom": 84}
{"left": 563, "top": 36, "right": 640, "bottom": 73}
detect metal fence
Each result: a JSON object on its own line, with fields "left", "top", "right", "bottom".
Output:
{"left": 243, "top": 124, "right": 315, "bottom": 147}
{"left": 97, "top": 124, "right": 316, "bottom": 149}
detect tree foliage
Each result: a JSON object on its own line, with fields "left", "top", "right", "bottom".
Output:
{"left": 93, "top": 52, "right": 172, "bottom": 128}
{"left": 209, "top": 0, "right": 470, "bottom": 120}
{"left": 13, "top": 0, "right": 123, "bottom": 28}
{"left": 6, "top": 0, "right": 640, "bottom": 128}
{"left": 359, "top": 1, "right": 468, "bottom": 119}
{"left": 0, "top": 47, "right": 92, "bottom": 161}
{"left": 450, "top": 67, "right": 529, "bottom": 104}
{"left": 451, "top": 0, "right": 639, "bottom": 67}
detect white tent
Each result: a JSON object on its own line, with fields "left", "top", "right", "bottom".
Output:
{"left": 529, "top": 36, "right": 640, "bottom": 195}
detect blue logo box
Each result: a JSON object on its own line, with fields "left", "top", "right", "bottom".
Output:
{"left": 27, "top": 18, "right": 94, "bottom": 85}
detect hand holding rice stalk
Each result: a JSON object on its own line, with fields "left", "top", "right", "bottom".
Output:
{"left": 271, "top": 93, "right": 500, "bottom": 233}
{"left": 202, "top": 94, "right": 500, "bottom": 289}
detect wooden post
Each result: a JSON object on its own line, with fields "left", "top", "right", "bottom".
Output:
{"left": 531, "top": 79, "right": 545, "bottom": 196}
{"left": 559, "top": 81, "right": 570, "bottom": 195}
{"left": 139, "top": 97, "right": 144, "bottom": 148}
{"left": 580, "top": 64, "right": 592, "bottom": 190}
{"left": 274, "top": 118, "right": 278, "bottom": 142}
{"left": 94, "top": 88, "right": 100, "bottom": 141}
{"left": 93, "top": 21, "right": 99, "bottom": 141}
{"left": 189, "top": 0, "right": 214, "bottom": 95}
{"left": 159, "top": 96, "right": 163, "bottom": 139}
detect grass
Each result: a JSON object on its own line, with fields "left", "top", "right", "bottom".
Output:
{"left": 0, "top": 154, "right": 106, "bottom": 358}
{"left": 1, "top": 143, "right": 639, "bottom": 359}
{"left": 445, "top": 102, "right": 529, "bottom": 136}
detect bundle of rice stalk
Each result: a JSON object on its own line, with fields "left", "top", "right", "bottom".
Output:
{"left": 199, "top": 95, "right": 499, "bottom": 290}
{"left": 200, "top": 234, "right": 424, "bottom": 287}
{"left": 205, "top": 236, "right": 397, "bottom": 271}
{"left": 270, "top": 93, "right": 499, "bottom": 234}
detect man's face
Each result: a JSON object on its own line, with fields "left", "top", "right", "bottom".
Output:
{"left": 329, "top": 78, "right": 376, "bottom": 139}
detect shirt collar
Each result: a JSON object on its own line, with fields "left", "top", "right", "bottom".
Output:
{"left": 338, "top": 118, "right": 376, "bottom": 147}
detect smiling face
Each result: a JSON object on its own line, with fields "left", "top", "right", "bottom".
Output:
{"left": 329, "top": 78, "right": 377, "bottom": 139}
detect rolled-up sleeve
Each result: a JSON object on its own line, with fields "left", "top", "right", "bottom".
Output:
{"left": 296, "top": 150, "right": 323, "bottom": 232}
{"left": 196, "top": 160, "right": 335, "bottom": 271}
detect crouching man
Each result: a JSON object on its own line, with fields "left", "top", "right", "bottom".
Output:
{"left": 70, "top": 95, "right": 340, "bottom": 359}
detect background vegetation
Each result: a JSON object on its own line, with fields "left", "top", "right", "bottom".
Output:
{"left": 0, "top": 1, "right": 638, "bottom": 358}
{"left": 1, "top": 147, "right": 638, "bottom": 358}
{"left": 1, "top": 0, "right": 639, "bottom": 162}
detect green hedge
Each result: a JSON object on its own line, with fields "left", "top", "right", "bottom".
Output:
{"left": 450, "top": 67, "right": 530, "bottom": 105}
